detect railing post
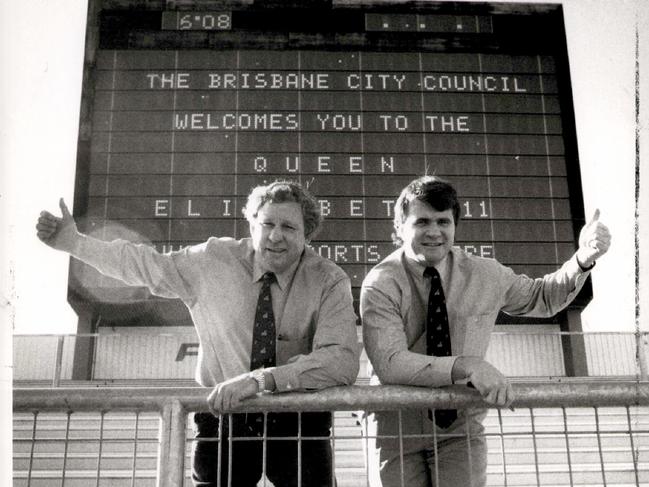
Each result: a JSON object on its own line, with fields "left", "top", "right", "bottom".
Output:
{"left": 637, "top": 331, "right": 649, "bottom": 380}
{"left": 157, "top": 401, "right": 172, "bottom": 487}
{"left": 52, "top": 335, "right": 64, "bottom": 387}
{"left": 159, "top": 399, "right": 186, "bottom": 487}
{"left": 563, "top": 310, "right": 589, "bottom": 377}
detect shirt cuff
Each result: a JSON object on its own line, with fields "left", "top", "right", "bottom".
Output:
{"left": 269, "top": 365, "right": 300, "bottom": 392}
{"left": 577, "top": 257, "right": 596, "bottom": 272}
{"left": 426, "top": 356, "right": 457, "bottom": 387}
{"left": 568, "top": 253, "right": 593, "bottom": 275}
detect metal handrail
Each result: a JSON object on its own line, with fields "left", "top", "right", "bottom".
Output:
{"left": 14, "top": 382, "right": 649, "bottom": 487}
{"left": 14, "top": 381, "right": 649, "bottom": 412}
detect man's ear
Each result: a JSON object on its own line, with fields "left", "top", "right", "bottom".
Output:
{"left": 394, "top": 222, "right": 403, "bottom": 241}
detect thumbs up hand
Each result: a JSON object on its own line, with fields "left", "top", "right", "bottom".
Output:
{"left": 35, "top": 198, "right": 82, "bottom": 253}
{"left": 576, "top": 209, "right": 611, "bottom": 269}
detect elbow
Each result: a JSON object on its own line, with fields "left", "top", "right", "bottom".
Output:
{"left": 316, "top": 342, "right": 361, "bottom": 386}
{"left": 367, "top": 349, "right": 414, "bottom": 385}
{"left": 341, "top": 364, "right": 360, "bottom": 386}
{"left": 371, "top": 357, "right": 403, "bottom": 385}
{"left": 340, "top": 343, "right": 361, "bottom": 385}
{"left": 373, "top": 366, "right": 402, "bottom": 386}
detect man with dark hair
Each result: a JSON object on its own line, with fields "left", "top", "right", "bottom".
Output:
{"left": 361, "top": 176, "right": 611, "bottom": 487}
{"left": 36, "top": 180, "right": 360, "bottom": 487}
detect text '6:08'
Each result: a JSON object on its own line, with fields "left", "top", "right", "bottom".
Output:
{"left": 178, "top": 13, "right": 231, "bottom": 30}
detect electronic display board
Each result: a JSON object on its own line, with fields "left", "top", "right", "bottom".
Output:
{"left": 69, "top": 1, "right": 588, "bottom": 328}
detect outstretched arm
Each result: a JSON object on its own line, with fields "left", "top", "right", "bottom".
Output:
{"left": 502, "top": 209, "right": 612, "bottom": 317}
{"left": 35, "top": 198, "right": 196, "bottom": 301}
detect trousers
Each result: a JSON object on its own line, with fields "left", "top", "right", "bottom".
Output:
{"left": 192, "top": 411, "right": 334, "bottom": 487}
{"left": 365, "top": 412, "right": 487, "bottom": 487}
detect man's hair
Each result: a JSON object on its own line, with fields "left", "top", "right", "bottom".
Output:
{"left": 392, "top": 176, "right": 461, "bottom": 246}
{"left": 243, "top": 180, "right": 322, "bottom": 240}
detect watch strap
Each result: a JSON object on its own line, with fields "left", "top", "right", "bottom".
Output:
{"left": 250, "top": 369, "right": 266, "bottom": 393}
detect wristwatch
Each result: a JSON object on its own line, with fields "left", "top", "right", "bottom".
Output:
{"left": 250, "top": 369, "right": 267, "bottom": 393}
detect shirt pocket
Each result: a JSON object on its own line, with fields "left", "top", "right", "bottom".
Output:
{"left": 277, "top": 333, "right": 311, "bottom": 364}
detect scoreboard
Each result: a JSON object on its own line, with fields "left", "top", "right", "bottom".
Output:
{"left": 69, "top": 1, "right": 588, "bottom": 328}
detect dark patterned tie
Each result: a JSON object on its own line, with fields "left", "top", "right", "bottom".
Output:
{"left": 424, "top": 266, "right": 457, "bottom": 428}
{"left": 250, "top": 272, "right": 276, "bottom": 370}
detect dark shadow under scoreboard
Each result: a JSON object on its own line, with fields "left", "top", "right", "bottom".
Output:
{"left": 69, "top": 1, "right": 589, "bottom": 332}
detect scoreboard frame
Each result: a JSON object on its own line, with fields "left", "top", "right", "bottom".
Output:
{"left": 68, "top": 0, "right": 591, "bottom": 378}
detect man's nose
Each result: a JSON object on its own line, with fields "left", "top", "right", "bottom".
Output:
{"left": 268, "top": 227, "right": 283, "bottom": 241}
{"left": 425, "top": 224, "right": 441, "bottom": 237}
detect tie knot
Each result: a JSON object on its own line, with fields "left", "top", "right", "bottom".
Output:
{"left": 424, "top": 267, "right": 440, "bottom": 280}
{"left": 262, "top": 272, "right": 276, "bottom": 284}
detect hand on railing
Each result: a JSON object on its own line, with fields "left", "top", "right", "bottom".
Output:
{"left": 451, "top": 356, "right": 515, "bottom": 408}
{"left": 207, "top": 372, "right": 259, "bottom": 414}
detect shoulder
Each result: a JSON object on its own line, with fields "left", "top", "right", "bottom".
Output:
{"left": 202, "top": 236, "right": 245, "bottom": 250}
{"left": 362, "top": 248, "right": 407, "bottom": 291}
{"left": 301, "top": 246, "right": 349, "bottom": 285}
{"left": 186, "top": 237, "right": 250, "bottom": 260}
{"left": 452, "top": 246, "right": 513, "bottom": 278}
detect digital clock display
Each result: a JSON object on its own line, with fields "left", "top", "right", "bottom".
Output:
{"left": 161, "top": 11, "right": 232, "bottom": 31}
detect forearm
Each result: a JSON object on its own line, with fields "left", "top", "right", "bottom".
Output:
{"left": 268, "top": 275, "right": 361, "bottom": 392}
{"left": 369, "top": 347, "right": 456, "bottom": 387}
{"left": 503, "top": 254, "right": 591, "bottom": 317}
{"left": 451, "top": 356, "right": 482, "bottom": 382}
{"left": 270, "top": 343, "right": 360, "bottom": 392}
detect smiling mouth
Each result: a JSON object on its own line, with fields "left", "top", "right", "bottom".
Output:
{"left": 266, "top": 248, "right": 286, "bottom": 254}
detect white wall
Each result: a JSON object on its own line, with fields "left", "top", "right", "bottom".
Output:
{"left": 3, "top": 1, "right": 88, "bottom": 335}
{"left": 561, "top": 0, "right": 647, "bottom": 333}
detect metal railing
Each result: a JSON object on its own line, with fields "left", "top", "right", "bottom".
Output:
{"left": 13, "top": 382, "right": 649, "bottom": 487}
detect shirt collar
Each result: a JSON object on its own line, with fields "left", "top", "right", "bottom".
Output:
{"left": 402, "top": 249, "right": 451, "bottom": 282}
{"left": 252, "top": 250, "right": 302, "bottom": 291}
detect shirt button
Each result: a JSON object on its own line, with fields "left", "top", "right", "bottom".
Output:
{"left": 286, "top": 383, "right": 292, "bottom": 390}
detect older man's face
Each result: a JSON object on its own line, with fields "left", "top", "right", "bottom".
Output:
{"left": 250, "top": 202, "right": 306, "bottom": 274}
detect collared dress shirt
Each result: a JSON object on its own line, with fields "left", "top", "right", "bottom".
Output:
{"left": 72, "top": 235, "right": 360, "bottom": 391}
{"left": 360, "top": 246, "right": 592, "bottom": 454}
{"left": 361, "top": 246, "right": 591, "bottom": 388}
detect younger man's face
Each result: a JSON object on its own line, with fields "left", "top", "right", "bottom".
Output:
{"left": 398, "top": 199, "right": 455, "bottom": 266}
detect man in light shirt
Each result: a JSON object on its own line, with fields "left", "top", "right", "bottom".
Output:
{"left": 361, "top": 176, "right": 610, "bottom": 487}
{"left": 37, "top": 180, "right": 360, "bottom": 487}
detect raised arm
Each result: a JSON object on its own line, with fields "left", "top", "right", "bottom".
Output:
{"left": 36, "top": 198, "right": 195, "bottom": 301}
{"left": 503, "top": 209, "right": 612, "bottom": 317}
